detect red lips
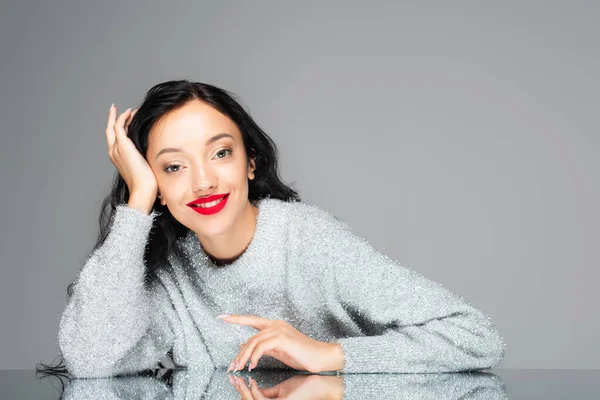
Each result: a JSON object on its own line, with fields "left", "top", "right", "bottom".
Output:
{"left": 187, "top": 193, "right": 230, "bottom": 216}
{"left": 187, "top": 193, "right": 229, "bottom": 206}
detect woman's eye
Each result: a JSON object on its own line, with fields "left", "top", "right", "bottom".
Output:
{"left": 163, "top": 149, "right": 231, "bottom": 173}
{"left": 164, "top": 164, "right": 181, "bottom": 173}
{"left": 215, "top": 148, "right": 233, "bottom": 159}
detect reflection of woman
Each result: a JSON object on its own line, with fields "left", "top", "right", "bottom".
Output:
{"left": 38, "top": 80, "right": 505, "bottom": 378}
{"left": 61, "top": 369, "right": 507, "bottom": 400}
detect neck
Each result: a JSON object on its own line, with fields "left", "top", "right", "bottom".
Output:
{"left": 196, "top": 201, "right": 258, "bottom": 263}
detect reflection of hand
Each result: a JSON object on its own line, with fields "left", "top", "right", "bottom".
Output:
{"left": 218, "top": 314, "right": 344, "bottom": 373}
{"left": 229, "top": 374, "right": 344, "bottom": 400}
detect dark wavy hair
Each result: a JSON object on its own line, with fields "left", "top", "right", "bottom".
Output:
{"left": 36, "top": 79, "right": 301, "bottom": 381}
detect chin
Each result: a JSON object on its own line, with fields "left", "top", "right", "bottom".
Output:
{"left": 200, "top": 224, "right": 232, "bottom": 237}
{"left": 192, "top": 215, "right": 236, "bottom": 237}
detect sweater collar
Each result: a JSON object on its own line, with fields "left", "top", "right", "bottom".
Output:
{"left": 175, "top": 197, "right": 275, "bottom": 276}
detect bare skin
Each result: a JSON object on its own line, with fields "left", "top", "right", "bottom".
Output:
{"left": 105, "top": 105, "right": 156, "bottom": 214}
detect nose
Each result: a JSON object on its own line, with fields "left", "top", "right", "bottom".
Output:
{"left": 192, "top": 162, "right": 217, "bottom": 193}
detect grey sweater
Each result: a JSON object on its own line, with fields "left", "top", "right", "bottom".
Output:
{"left": 58, "top": 197, "right": 506, "bottom": 379}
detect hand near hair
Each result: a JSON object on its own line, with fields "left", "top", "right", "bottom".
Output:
{"left": 105, "top": 104, "right": 158, "bottom": 214}
{"left": 218, "top": 314, "right": 345, "bottom": 373}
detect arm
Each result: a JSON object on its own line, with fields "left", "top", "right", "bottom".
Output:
{"left": 327, "top": 221, "right": 506, "bottom": 374}
{"left": 58, "top": 205, "right": 176, "bottom": 378}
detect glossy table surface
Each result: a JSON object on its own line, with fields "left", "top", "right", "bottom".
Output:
{"left": 1, "top": 368, "right": 599, "bottom": 399}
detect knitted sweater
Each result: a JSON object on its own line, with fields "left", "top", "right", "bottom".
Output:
{"left": 58, "top": 197, "right": 506, "bottom": 379}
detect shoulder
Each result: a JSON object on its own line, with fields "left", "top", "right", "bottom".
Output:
{"left": 262, "top": 198, "right": 356, "bottom": 251}
{"left": 263, "top": 198, "right": 352, "bottom": 232}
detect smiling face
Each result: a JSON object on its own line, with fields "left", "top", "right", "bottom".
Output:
{"left": 146, "top": 99, "right": 256, "bottom": 239}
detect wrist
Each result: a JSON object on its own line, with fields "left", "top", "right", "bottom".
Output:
{"left": 332, "top": 342, "right": 345, "bottom": 372}
{"left": 321, "top": 342, "right": 345, "bottom": 372}
{"left": 128, "top": 192, "right": 156, "bottom": 215}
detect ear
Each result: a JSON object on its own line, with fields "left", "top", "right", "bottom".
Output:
{"left": 247, "top": 155, "right": 256, "bottom": 180}
{"left": 157, "top": 189, "right": 166, "bottom": 206}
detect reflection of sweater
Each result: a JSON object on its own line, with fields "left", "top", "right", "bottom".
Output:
{"left": 62, "top": 369, "right": 507, "bottom": 400}
{"left": 58, "top": 198, "right": 506, "bottom": 378}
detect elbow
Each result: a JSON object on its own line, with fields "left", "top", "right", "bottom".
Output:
{"left": 491, "top": 329, "right": 506, "bottom": 368}
{"left": 59, "top": 340, "right": 116, "bottom": 378}
{"left": 59, "top": 341, "right": 115, "bottom": 378}
{"left": 464, "top": 309, "right": 506, "bottom": 370}
{"left": 450, "top": 312, "right": 506, "bottom": 371}
{"left": 480, "top": 322, "right": 506, "bottom": 369}
{"left": 62, "top": 355, "right": 114, "bottom": 379}
{"left": 58, "top": 322, "right": 118, "bottom": 378}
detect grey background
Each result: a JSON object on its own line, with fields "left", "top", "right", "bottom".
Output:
{"left": 1, "top": 1, "right": 598, "bottom": 370}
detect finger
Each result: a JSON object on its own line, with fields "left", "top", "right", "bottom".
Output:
{"left": 105, "top": 104, "right": 117, "bottom": 151}
{"left": 258, "top": 383, "right": 282, "bottom": 399}
{"left": 229, "top": 323, "right": 287, "bottom": 372}
{"left": 228, "top": 355, "right": 240, "bottom": 373}
{"left": 233, "top": 376, "right": 253, "bottom": 400}
{"left": 221, "top": 314, "right": 273, "bottom": 330}
{"left": 249, "top": 335, "right": 282, "bottom": 372}
{"left": 236, "top": 330, "right": 280, "bottom": 372}
{"left": 229, "top": 375, "right": 242, "bottom": 396}
{"left": 124, "top": 108, "right": 138, "bottom": 135}
{"left": 230, "top": 331, "right": 271, "bottom": 371}
{"left": 249, "top": 377, "right": 269, "bottom": 400}
{"left": 113, "top": 108, "right": 132, "bottom": 143}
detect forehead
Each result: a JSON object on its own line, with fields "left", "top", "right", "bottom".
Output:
{"left": 148, "top": 100, "right": 239, "bottom": 148}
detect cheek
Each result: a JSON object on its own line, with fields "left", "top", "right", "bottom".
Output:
{"left": 210, "top": 165, "right": 240, "bottom": 183}
{"left": 229, "top": 159, "right": 251, "bottom": 178}
{"left": 158, "top": 179, "right": 185, "bottom": 201}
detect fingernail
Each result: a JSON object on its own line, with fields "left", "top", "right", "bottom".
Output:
{"left": 109, "top": 103, "right": 114, "bottom": 111}
{"left": 126, "top": 107, "right": 131, "bottom": 112}
{"left": 216, "top": 314, "right": 230, "bottom": 319}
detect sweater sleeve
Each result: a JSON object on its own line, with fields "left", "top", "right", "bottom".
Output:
{"left": 58, "top": 205, "right": 176, "bottom": 378}
{"left": 326, "top": 219, "right": 506, "bottom": 374}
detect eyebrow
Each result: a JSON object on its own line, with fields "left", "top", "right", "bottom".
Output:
{"left": 155, "top": 133, "right": 234, "bottom": 160}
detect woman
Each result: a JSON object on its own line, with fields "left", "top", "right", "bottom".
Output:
{"left": 38, "top": 80, "right": 505, "bottom": 379}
